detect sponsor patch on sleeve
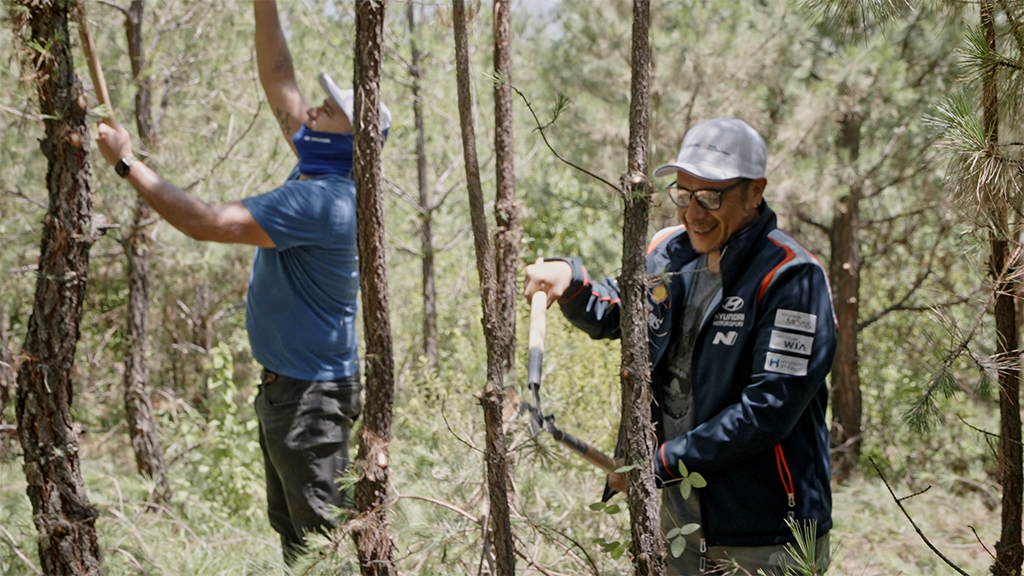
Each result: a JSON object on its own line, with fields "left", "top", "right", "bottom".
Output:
{"left": 769, "top": 330, "right": 814, "bottom": 356}
{"left": 775, "top": 309, "right": 817, "bottom": 334}
{"left": 764, "top": 352, "right": 808, "bottom": 376}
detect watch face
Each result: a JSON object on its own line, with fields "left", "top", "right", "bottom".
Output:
{"left": 116, "top": 157, "right": 132, "bottom": 178}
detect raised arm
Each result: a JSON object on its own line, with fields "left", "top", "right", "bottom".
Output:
{"left": 97, "top": 121, "right": 274, "bottom": 248}
{"left": 254, "top": 0, "right": 309, "bottom": 153}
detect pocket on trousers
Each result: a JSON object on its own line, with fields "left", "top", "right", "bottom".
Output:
{"left": 288, "top": 381, "right": 361, "bottom": 449}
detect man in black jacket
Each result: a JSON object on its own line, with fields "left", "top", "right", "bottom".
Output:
{"left": 525, "top": 118, "right": 835, "bottom": 575}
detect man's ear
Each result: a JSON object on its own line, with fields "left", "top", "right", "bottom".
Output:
{"left": 749, "top": 178, "right": 767, "bottom": 206}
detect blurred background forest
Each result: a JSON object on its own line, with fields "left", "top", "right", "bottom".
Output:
{"left": 0, "top": 0, "right": 1016, "bottom": 574}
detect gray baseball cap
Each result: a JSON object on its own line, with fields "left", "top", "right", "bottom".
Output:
{"left": 654, "top": 117, "right": 766, "bottom": 181}
{"left": 319, "top": 72, "right": 392, "bottom": 132}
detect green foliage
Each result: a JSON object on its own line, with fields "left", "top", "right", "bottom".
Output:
{"left": 0, "top": 0, "right": 1012, "bottom": 573}
{"left": 162, "top": 342, "right": 264, "bottom": 518}
{"left": 759, "top": 519, "right": 833, "bottom": 576}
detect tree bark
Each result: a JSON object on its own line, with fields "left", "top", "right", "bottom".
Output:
{"left": 829, "top": 109, "right": 863, "bottom": 483}
{"left": 620, "top": 1, "right": 666, "bottom": 574}
{"left": 122, "top": 0, "right": 171, "bottom": 505}
{"left": 492, "top": 0, "right": 520, "bottom": 377}
{"left": 983, "top": 3, "right": 1023, "bottom": 573}
{"left": 453, "top": 2, "right": 516, "bottom": 573}
{"left": 487, "top": 2, "right": 520, "bottom": 575}
{"left": 351, "top": 1, "right": 397, "bottom": 574}
{"left": 407, "top": 2, "right": 439, "bottom": 370}
{"left": 9, "top": 1, "right": 103, "bottom": 573}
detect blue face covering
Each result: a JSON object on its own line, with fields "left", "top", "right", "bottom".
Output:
{"left": 293, "top": 125, "right": 355, "bottom": 177}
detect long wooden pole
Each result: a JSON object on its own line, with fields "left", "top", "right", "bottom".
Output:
{"left": 74, "top": 0, "right": 112, "bottom": 119}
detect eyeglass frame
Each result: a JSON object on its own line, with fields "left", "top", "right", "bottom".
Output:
{"left": 665, "top": 178, "right": 751, "bottom": 211}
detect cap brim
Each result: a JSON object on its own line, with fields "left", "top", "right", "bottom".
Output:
{"left": 319, "top": 72, "right": 392, "bottom": 132}
{"left": 653, "top": 162, "right": 739, "bottom": 181}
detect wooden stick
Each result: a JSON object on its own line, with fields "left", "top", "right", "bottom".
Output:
{"left": 74, "top": 0, "right": 113, "bottom": 120}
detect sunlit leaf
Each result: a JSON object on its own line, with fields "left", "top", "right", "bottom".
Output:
{"left": 671, "top": 536, "right": 686, "bottom": 558}
{"left": 680, "top": 523, "right": 700, "bottom": 535}
{"left": 689, "top": 472, "right": 707, "bottom": 488}
{"left": 679, "top": 478, "right": 692, "bottom": 500}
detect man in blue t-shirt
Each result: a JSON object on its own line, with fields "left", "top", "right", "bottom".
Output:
{"left": 96, "top": 1, "right": 390, "bottom": 563}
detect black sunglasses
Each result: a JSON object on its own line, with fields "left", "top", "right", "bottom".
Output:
{"left": 665, "top": 179, "right": 750, "bottom": 211}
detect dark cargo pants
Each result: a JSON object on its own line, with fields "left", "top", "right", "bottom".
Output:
{"left": 254, "top": 369, "right": 361, "bottom": 563}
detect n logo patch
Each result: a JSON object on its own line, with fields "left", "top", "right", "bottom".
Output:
{"left": 712, "top": 331, "right": 738, "bottom": 346}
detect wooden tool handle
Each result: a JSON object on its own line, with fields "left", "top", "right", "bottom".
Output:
{"left": 528, "top": 290, "right": 547, "bottom": 353}
{"left": 75, "top": 0, "right": 113, "bottom": 119}
{"left": 527, "top": 290, "right": 546, "bottom": 389}
{"left": 551, "top": 427, "right": 616, "bottom": 473}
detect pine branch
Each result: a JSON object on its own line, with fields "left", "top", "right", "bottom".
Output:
{"left": 869, "top": 458, "right": 971, "bottom": 576}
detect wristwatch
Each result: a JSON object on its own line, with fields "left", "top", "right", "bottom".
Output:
{"left": 115, "top": 156, "right": 135, "bottom": 178}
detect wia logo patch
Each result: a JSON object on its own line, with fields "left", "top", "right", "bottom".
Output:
{"left": 768, "top": 330, "right": 813, "bottom": 356}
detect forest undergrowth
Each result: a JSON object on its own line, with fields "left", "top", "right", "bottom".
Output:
{"left": 0, "top": 311, "right": 1004, "bottom": 576}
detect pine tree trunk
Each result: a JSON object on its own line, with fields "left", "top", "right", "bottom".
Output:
{"left": 620, "top": 1, "right": 666, "bottom": 573}
{"left": 407, "top": 3, "right": 439, "bottom": 370}
{"left": 122, "top": 0, "right": 171, "bottom": 505}
{"left": 983, "top": 1, "right": 1023, "bottom": 572}
{"left": 10, "top": 1, "right": 103, "bottom": 573}
{"left": 453, "top": 2, "right": 516, "bottom": 573}
{"left": 485, "top": 2, "right": 519, "bottom": 575}
{"left": 351, "top": 1, "right": 397, "bottom": 574}
{"left": 829, "top": 110, "right": 863, "bottom": 482}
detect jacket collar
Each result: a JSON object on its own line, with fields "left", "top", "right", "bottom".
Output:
{"left": 668, "top": 201, "right": 777, "bottom": 294}
{"left": 716, "top": 201, "right": 776, "bottom": 293}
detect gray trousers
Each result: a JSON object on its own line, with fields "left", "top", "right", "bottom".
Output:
{"left": 661, "top": 495, "right": 830, "bottom": 575}
{"left": 254, "top": 369, "right": 361, "bottom": 563}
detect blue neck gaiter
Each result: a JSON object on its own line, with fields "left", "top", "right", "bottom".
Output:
{"left": 293, "top": 125, "right": 354, "bottom": 177}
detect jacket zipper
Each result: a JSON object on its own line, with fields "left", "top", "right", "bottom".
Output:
{"left": 774, "top": 444, "right": 796, "bottom": 520}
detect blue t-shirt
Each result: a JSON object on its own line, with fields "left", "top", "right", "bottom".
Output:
{"left": 241, "top": 170, "right": 359, "bottom": 381}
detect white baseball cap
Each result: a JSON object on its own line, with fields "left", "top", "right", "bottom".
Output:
{"left": 654, "top": 117, "right": 766, "bottom": 181}
{"left": 319, "top": 72, "right": 392, "bottom": 132}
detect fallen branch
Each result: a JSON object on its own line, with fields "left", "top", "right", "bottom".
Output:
{"left": 869, "top": 457, "right": 971, "bottom": 576}
{"left": 0, "top": 525, "right": 42, "bottom": 575}
{"left": 969, "top": 525, "right": 996, "bottom": 562}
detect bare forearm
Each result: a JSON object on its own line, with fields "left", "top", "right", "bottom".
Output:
{"left": 126, "top": 161, "right": 216, "bottom": 240}
{"left": 254, "top": 1, "right": 296, "bottom": 89}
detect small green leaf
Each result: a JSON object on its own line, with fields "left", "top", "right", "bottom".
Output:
{"left": 689, "top": 472, "right": 707, "bottom": 488}
{"left": 603, "top": 503, "right": 622, "bottom": 514}
{"left": 671, "top": 536, "right": 686, "bottom": 558}
{"left": 680, "top": 523, "right": 700, "bottom": 536}
{"left": 588, "top": 502, "right": 606, "bottom": 511}
{"left": 665, "top": 527, "right": 681, "bottom": 539}
{"left": 677, "top": 460, "right": 689, "bottom": 477}
{"left": 679, "top": 478, "right": 692, "bottom": 500}
{"left": 610, "top": 542, "right": 626, "bottom": 560}
{"left": 614, "top": 464, "right": 638, "bottom": 473}
{"left": 592, "top": 536, "right": 606, "bottom": 545}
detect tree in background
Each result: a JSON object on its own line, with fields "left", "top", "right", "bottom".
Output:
{"left": 931, "top": 1, "right": 1024, "bottom": 572}
{"left": 8, "top": 0, "right": 104, "bottom": 572}
{"left": 796, "top": 2, "right": 968, "bottom": 480}
{"left": 103, "top": 0, "right": 172, "bottom": 505}
{"left": 452, "top": 1, "right": 518, "bottom": 573}
{"left": 615, "top": 0, "right": 666, "bottom": 574}
{"left": 351, "top": 0, "right": 397, "bottom": 573}
{"left": 0, "top": 308, "right": 12, "bottom": 430}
